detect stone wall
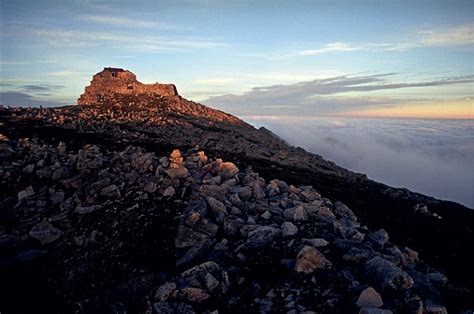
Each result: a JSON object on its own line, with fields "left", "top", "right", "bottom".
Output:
{"left": 78, "top": 68, "right": 178, "bottom": 105}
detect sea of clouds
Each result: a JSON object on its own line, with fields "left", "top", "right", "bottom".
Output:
{"left": 245, "top": 117, "right": 474, "bottom": 208}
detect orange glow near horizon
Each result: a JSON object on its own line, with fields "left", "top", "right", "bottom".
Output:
{"left": 339, "top": 99, "right": 474, "bottom": 119}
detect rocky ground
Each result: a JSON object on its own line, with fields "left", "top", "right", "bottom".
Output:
{"left": 0, "top": 93, "right": 472, "bottom": 313}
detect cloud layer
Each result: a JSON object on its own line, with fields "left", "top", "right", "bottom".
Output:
{"left": 247, "top": 117, "right": 474, "bottom": 207}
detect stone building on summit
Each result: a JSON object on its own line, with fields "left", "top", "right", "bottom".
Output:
{"left": 77, "top": 67, "right": 178, "bottom": 105}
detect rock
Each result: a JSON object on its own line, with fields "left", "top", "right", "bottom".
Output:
{"left": 300, "top": 188, "right": 320, "bottom": 201}
{"left": 18, "top": 185, "right": 35, "bottom": 202}
{"left": 359, "top": 308, "right": 393, "bottom": 314}
{"left": 247, "top": 226, "right": 281, "bottom": 249}
{"left": 356, "top": 287, "right": 383, "bottom": 308}
{"left": 237, "top": 186, "right": 253, "bottom": 201}
{"left": 283, "top": 205, "right": 308, "bottom": 221}
{"left": 223, "top": 216, "right": 243, "bottom": 237}
{"left": 143, "top": 181, "right": 157, "bottom": 193}
{"left": 153, "top": 302, "right": 196, "bottom": 314}
{"left": 260, "top": 210, "right": 271, "bottom": 220}
{"left": 179, "top": 261, "right": 221, "bottom": 286}
{"left": 333, "top": 201, "right": 357, "bottom": 221}
{"left": 100, "top": 184, "right": 121, "bottom": 198}
{"left": 166, "top": 167, "right": 189, "bottom": 179}
{"left": 368, "top": 229, "right": 389, "bottom": 248}
{"left": 294, "top": 245, "right": 331, "bottom": 273}
{"left": 403, "top": 247, "right": 419, "bottom": 264}
{"left": 364, "top": 257, "right": 414, "bottom": 290}
{"left": 219, "top": 162, "right": 239, "bottom": 179}
{"left": 426, "top": 272, "right": 448, "bottom": 286}
{"left": 293, "top": 205, "right": 308, "bottom": 221}
{"left": 76, "top": 204, "right": 102, "bottom": 214}
{"left": 281, "top": 222, "right": 298, "bottom": 237}
{"left": 175, "top": 224, "right": 210, "bottom": 248}
{"left": 29, "top": 221, "right": 64, "bottom": 244}
{"left": 49, "top": 190, "right": 65, "bottom": 204}
{"left": 170, "top": 149, "right": 182, "bottom": 159}
{"left": 343, "top": 247, "right": 375, "bottom": 264}
{"left": 57, "top": 141, "right": 67, "bottom": 154}
{"left": 206, "top": 196, "right": 227, "bottom": 214}
{"left": 23, "top": 164, "right": 35, "bottom": 174}
{"left": 52, "top": 167, "right": 69, "bottom": 180}
{"left": 303, "top": 238, "right": 329, "bottom": 247}
{"left": 266, "top": 181, "right": 280, "bottom": 197}
{"left": 155, "top": 282, "right": 177, "bottom": 301}
{"left": 162, "top": 186, "right": 175, "bottom": 197}
{"left": 203, "top": 272, "right": 220, "bottom": 292}
{"left": 425, "top": 304, "right": 448, "bottom": 314}
{"left": 175, "top": 287, "right": 210, "bottom": 303}
{"left": 176, "top": 238, "right": 214, "bottom": 267}
{"left": 240, "top": 224, "right": 259, "bottom": 237}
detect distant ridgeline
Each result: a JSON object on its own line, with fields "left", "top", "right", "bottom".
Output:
{"left": 77, "top": 67, "right": 178, "bottom": 105}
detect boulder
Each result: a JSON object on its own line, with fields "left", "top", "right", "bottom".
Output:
{"left": 364, "top": 257, "right": 414, "bottom": 290}
{"left": 175, "top": 224, "right": 210, "bottom": 248}
{"left": 356, "top": 287, "right": 383, "bottom": 308}
{"left": 175, "top": 287, "right": 210, "bottom": 303}
{"left": 155, "top": 282, "right": 177, "bottom": 301}
{"left": 100, "top": 184, "right": 121, "bottom": 198}
{"left": 281, "top": 222, "right": 298, "bottom": 237}
{"left": 219, "top": 162, "right": 239, "bottom": 179}
{"left": 247, "top": 226, "right": 281, "bottom": 249}
{"left": 424, "top": 304, "right": 448, "bottom": 314}
{"left": 166, "top": 167, "right": 189, "bottom": 179}
{"left": 162, "top": 186, "right": 175, "bottom": 197}
{"left": 153, "top": 302, "right": 196, "bottom": 314}
{"left": 143, "top": 181, "right": 157, "bottom": 193}
{"left": 206, "top": 196, "right": 227, "bottom": 214}
{"left": 18, "top": 185, "right": 35, "bottom": 202}
{"left": 283, "top": 206, "right": 308, "bottom": 221}
{"left": 294, "top": 245, "right": 331, "bottom": 273}
{"left": 76, "top": 204, "right": 102, "bottom": 214}
{"left": 333, "top": 201, "right": 357, "bottom": 221}
{"left": 303, "top": 238, "right": 329, "bottom": 247}
{"left": 368, "top": 229, "right": 389, "bottom": 248}
{"left": 29, "top": 221, "right": 64, "bottom": 244}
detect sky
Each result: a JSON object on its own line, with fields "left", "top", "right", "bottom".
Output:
{"left": 0, "top": 0, "right": 473, "bottom": 118}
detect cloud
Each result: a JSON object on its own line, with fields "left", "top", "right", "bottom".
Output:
{"left": 204, "top": 73, "right": 474, "bottom": 116}
{"left": 25, "top": 29, "right": 223, "bottom": 51}
{"left": 294, "top": 23, "right": 474, "bottom": 56}
{"left": 0, "top": 91, "right": 66, "bottom": 107}
{"left": 0, "top": 60, "right": 57, "bottom": 65}
{"left": 298, "top": 42, "right": 369, "bottom": 56}
{"left": 78, "top": 15, "right": 190, "bottom": 31}
{"left": 420, "top": 23, "right": 474, "bottom": 46}
{"left": 21, "top": 84, "right": 64, "bottom": 92}
{"left": 246, "top": 117, "right": 474, "bottom": 207}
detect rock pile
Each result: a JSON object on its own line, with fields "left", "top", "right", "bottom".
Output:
{"left": 0, "top": 137, "right": 457, "bottom": 313}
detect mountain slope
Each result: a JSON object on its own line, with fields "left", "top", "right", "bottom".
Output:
{"left": 0, "top": 72, "right": 472, "bottom": 312}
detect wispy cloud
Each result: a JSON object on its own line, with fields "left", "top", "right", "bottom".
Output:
{"left": 78, "top": 15, "right": 190, "bottom": 31}
{"left": 22, "top": 84, "right": 64, "bottom": 92}
{"left": 0, "top": 60, "right": 57, "bottom": 65}
{"left": 294, "top": 23, "right": 474, "bottom": 56}
{"left": 204, "top": 73, "right": 474, "bottom": 116}
{"left": 25, "top": 29, "right": 224, "bottom": 51}
{"left": 420, "top": 23, "right": 474, "bottom": 46}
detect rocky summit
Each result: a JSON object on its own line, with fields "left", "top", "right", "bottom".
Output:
{"left": 0, "top": 69, "right": 472, "bottom": 313}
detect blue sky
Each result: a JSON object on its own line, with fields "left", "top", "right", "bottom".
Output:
{"left": 1, "top": 0, "right": 473, "bottom": 118}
